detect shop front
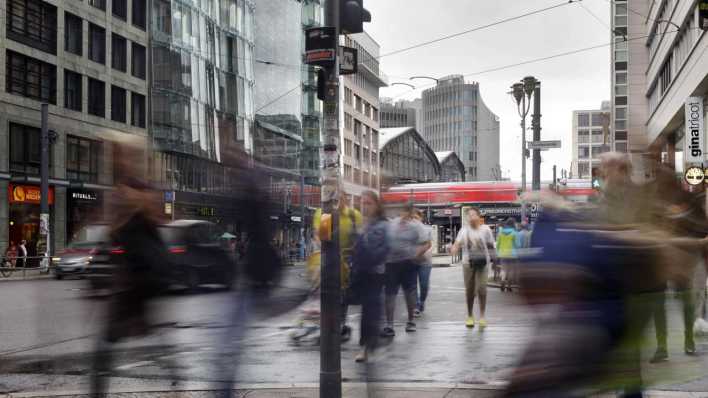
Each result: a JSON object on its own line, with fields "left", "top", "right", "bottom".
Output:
{"left": 67, "top": 189, "right": 104, "bottom": 242}
{"left": 7, "top": 184, "right": 55, "bottom": 266}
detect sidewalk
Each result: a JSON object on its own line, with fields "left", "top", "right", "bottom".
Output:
{"left": 0, "top": 268, "right": 52, "bottom": 282}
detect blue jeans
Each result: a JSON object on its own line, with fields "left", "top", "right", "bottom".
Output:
{"left": 417, "top": 264, "right": 432, "bottom": 310}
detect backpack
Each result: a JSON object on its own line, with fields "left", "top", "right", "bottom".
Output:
{"left": 351, "top": 219, "right": 389, "bottom": 274}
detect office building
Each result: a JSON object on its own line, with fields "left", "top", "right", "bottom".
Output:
{"left": 421, "top": 76, "right": 500, "bottom": 181}
{"left": 610, "top": 1, "right": 708, "bottom": 176}
{"left": 147, "top": 0, "right": 256, "bottom": 233}
{"left": 1, "top": 0, "right": 150, "bottom": 256}
{"left": 380, "top": 99, "right": 417, "bottom": 128}
{"left": 571, "top": 102, "right": 611, "bottom": 179}
{"left": 340, "top": 32, "right": 387, "bottom": 208}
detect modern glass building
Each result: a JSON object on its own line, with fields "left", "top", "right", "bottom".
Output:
{"left": 421, "top": 76, "right": 500, "bottom": 181}
{"left": 148, "top": 0, "right": 256, "bottom": 232}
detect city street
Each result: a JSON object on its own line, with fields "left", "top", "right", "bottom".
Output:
{"left": 1, "top": 263, "right": 708, "bottom": 396}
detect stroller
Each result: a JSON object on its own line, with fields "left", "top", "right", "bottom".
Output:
{"left": 289, "top": 247, "right": 322, "bottom": 345}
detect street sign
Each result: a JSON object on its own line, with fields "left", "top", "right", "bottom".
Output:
{"left": 339, "top": 46, "right": 357, "bottom": 75}
{"left": 305, "top": 27, "right": 337, "bottom": 67}
{"left": 685, "top": 97, "right": 705, "bottom": 164}
{"left": 527, "top": 140, "right": 561, "bottom": 150}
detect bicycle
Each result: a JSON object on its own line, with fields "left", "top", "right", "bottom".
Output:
{"left": 0, "top": 256, "right": 15, "bottom": 278}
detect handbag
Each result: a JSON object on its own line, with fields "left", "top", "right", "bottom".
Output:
{"left": 467, "top": 229, "right": 489, "bottom": 270}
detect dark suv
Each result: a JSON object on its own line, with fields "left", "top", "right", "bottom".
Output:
{"left": 159, "top": 220, "right": 236, "bottom": 290}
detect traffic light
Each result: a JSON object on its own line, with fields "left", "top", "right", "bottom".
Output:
{"left": 340, "top": 0, "right": 371, "bottom": 35}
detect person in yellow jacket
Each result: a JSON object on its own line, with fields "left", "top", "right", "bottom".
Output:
{"left": 310, "top": 195, "right": 363, "bottom": 341}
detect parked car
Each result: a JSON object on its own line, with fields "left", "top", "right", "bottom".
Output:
{"left": 159, "top": 220, "right": 236, "bottom": 290}
{"left": 53, "top": 224, "right": 117, "bottom": 287}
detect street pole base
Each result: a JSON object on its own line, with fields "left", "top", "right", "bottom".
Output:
{"left": 320, "top": 370, "right": 342, "bottom": 398}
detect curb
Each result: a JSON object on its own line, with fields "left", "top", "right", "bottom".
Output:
{"left": 2, "top": 382, "right": 508, "bottom": 398}
{"left": 5, "top": 384, "right": 707, "bottom": 398}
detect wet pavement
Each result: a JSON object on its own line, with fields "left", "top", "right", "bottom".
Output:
{"left": 1, "top": 265, "right": 708, "bottom": 395}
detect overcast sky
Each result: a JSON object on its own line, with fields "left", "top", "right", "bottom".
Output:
{"left": 365, "top": 0, "right": 611, "bottom": 182}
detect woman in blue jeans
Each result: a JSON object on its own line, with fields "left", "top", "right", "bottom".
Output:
{"left": 414, "top": 209, "right": 433, "bottom": 316}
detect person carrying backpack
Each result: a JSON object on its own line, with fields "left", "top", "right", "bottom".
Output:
{"left": 496, "top": 218, "right": 519, "bottom": 292}
{"left": 350, "top": 190, "right": 389, "bottom": 363}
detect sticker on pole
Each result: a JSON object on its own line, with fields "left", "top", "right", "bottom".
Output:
{"left": 685, "top": 166, "right": 705, "bottom": 186}
{"left": 40, "top": 213, "right": 50, "bottom": 235}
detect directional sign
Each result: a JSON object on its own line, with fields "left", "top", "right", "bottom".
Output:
{"left": 527, "top": 140, "right": 561, "bottom": 150}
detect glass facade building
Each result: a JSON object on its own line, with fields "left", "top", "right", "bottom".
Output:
{"left": 150, "top": 0, "right": 255, "bottom": 160}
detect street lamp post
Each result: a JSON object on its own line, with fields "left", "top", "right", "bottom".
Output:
{"left": 391, "top": 82, "right": 416, "bottom": 90}
{"left": 511, "top": 76, "right": 536, "bottom": 222}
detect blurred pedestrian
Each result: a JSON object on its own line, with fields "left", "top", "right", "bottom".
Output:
{"left": 496, "top": 218, "right": 518, "bottom": 292}
{"left": 413, "top": 209, "right": 433, "bottom": 316}
{"left": 90, "top": 140, "right": 172, "bottom": 397}
{"left": 451, "top": 207, "right": 495, "bottom": 328}
{"left": 381, "top": 204, "right": 430, "bottom": 336}
{"left": 516, "top": 221, "right": 532, "bottom": 253}
{"left": 18, "top": 240, "right": 27, "bottom": 268}
{"left": 350, "top": 191, "right": 389, "bottom": 362}
{"left": 312, "top": 193, "right": 363, "bottom": 342}
{"left": 5, "top": 241, "right": 17, "bottom": 268}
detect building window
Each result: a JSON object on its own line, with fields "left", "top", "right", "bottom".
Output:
{"left": 578, "top": 130, "right": 590, "bottom": 144}
{"left": 344, "top": 113, "right": 353, "bottom": 130}
{"left": 365, "top": 103, "right": 371, "bottom": 118}
{"left": 577, "top": 113, "right": 590, "bottom": 127}
{"left": 615, "top": 131, "right": 627, "bottom": 141}
{"left": 89, "top": 23, "right": 106, "bottom": 64}
{"left": 578, "top": 162, "right": 590, "bottom": 178}
{"left": 615, "top": 142, "right": 628, "bottom": 153}
{"left": 64, "top": 70, "right": 82, "bottom": 111}
{"left": 111, "top": 33, "right": 127, "bottom": 72}
{"left": 131, "top": 42, "right": 146, "bottom": 79}
{"left": 112, "top": 0, "right": 127, "bottom": 20}
{"left": 132, "top": 0, "right": 146, "bottom": 29}
{"left": 372, "top": 107, "right": 378, "bottom": 122}
{"left": 579, "top": 146, "right": 590, "bottom": 159}
{"left": 111, "top": 85, "right": 126, "bottom": 123}
{"left": 6, "top": 50, "right": 56, "bottom": 104}
{"left": 64, "top": 12, "right": 82, "bottom": 55}
{"left": 355, "top": 95, "right": 362, "bottom": 113}
{"left": 89, "top": 0, "right": 106, "bottom": 10}
{"left": 10, "top": 123, "right": 47, "bottom": 176}
{"left": 66, "top": 136, "right": 101, "bottom": 183}
{"left": 7, "top": 0, "right": 57, "bottom": 54}
{"left": 88, "top": 78, "right": 105, "bottom": 117}
{"left": 615, "top": 96, "right": 627, "bottom": 106}
{"left": 354, "top": 119, "right": 362, "bottom": 140}
{"left": 591, "top": 113, "right": 604, "bottom": 126}
{"left": 131, "top": 92, "right": 146, "bottom": 127}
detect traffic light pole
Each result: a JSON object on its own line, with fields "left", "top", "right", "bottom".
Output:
{"left": 40, "top": 104, "right": 51, "bottom": 260}
{"left": 320, "top": 0, "right": 342, "bottom": 396}
{"left": 531, "top": 81, "right": 541, "bottom": 191}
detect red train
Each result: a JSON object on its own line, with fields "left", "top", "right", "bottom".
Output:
{"left": 382, "top": 180, "right": 597, "bottom": 206}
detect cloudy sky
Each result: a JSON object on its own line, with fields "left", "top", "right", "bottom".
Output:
{"left": 365, "top": 0, "right": 612, "bottom": 181}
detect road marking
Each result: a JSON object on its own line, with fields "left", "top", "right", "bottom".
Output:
{"left": 115, "top": 360, "right": 154, "bottom": 370}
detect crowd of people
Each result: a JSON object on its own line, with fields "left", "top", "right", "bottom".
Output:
{"left": 81, "top": 136, "right": 708, "bottom": 397}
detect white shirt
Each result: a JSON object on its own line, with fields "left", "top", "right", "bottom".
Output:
{"left": 19, "top": 244, "right": 27, "bottom": 257}
{"left": 455, "top": 224, "right": 495, "bottom": 265}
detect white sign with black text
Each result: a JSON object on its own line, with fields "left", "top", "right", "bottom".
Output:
{"left": 685, "top": 96, "right": 705, "bottom": 164}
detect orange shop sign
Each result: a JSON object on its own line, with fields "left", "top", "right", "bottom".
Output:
{"left": 8, "top": 184, "right": 55, "bottom": 205}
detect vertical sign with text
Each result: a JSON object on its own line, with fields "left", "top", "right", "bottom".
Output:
{"left": 685, "top": 97, "right": 705, "bottom": 165}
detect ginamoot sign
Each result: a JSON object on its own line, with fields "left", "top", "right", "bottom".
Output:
{"left": 685, "top": 97, "right": 705, "bottom": 164}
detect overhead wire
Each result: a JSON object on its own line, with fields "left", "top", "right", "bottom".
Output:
{"left": 388, "top": 27, "right": 699, "bottom": 100}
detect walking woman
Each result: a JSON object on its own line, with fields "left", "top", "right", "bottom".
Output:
{"left": 452, "top": 207, "right": 495, "bottom": 328}
{"left": 350, "top": 190, "right": 389, "bottom": 362}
